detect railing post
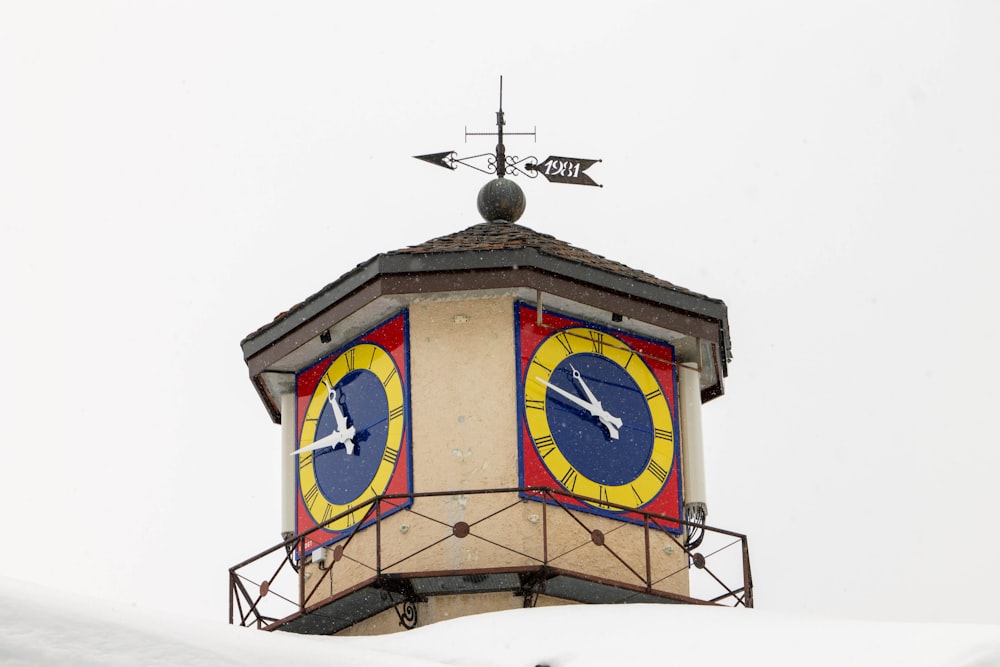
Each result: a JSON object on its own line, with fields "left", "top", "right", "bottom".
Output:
{"left": 376, "top": 498, "right": 382, "bottom": 576}
{"left": 643, "top": 513, "right": 651, "bottom": 591}
{"left": 742, "top": 535, "right": 754, "bottom": 608}
{"left": 542, "top": 490, "right": 548, "bottom": 566}
{"left": 298, "top": 536, "right": 306, "bottom": 613}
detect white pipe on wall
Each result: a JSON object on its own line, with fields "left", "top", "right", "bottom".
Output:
{"left": 678, "top": 362, "right": 707, "bottom": 516}
{"left": 280, "top": 392, "right": 297, "bottom": 539}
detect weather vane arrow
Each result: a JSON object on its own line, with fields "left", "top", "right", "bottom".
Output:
{"left": 414, "top": 151, "right": 457, "bottom": 170}
{"left": 414, "top": 77, "right": 602, "bottom": 187}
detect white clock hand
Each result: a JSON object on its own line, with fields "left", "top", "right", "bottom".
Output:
{"left": 534, "top": 376, "right": 621, "bottom": 440}
{"left": 324, "top": 380, "right": 357, "bottom": 455}
{"left": 291, "top": 429, "right": 346, "bottom": 456}
{"left": 569, "top": 365, "right": 623, "bottom": 438}
{"left": 535, "top": 376, "right": 598, "bottom": 413}
{"left": 290, "top": 381, "right": 358, "bottom": 457}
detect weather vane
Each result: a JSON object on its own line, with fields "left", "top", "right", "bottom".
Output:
{"left": 415, "top": 77, "right": 601, "bottom": 223}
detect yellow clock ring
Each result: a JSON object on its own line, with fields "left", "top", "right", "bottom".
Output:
{"left": 298, "top": 342, "right": 405, "bottom": 531}
{"left": 524, "top": 327, "right": 674, "bottom": 510}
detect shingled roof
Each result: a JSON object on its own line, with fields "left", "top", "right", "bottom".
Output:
{"left": 391, "top": 221, "right": 693, "bottom": 295}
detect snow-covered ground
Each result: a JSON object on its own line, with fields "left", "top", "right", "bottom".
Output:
{"left": 3, "top": 576, "right": 999, "bottom": 667}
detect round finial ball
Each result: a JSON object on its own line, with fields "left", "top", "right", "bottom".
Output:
{"left": 477, "top": 178, "right": 526, "bottom": 222}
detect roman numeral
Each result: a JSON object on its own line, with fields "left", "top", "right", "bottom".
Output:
{"left": 654, "top": 428, "right": 673, "bottom": 441}
{"left": 345, "top": 348, "right": 356, "bottom": 371}
{"left": 625, "top": 352, "right": 635, "bottom": 369}
{"left": 298, "top": 454, "right": 312, "bottom": 470}
{"left": 303, "top": 485, "right": 320, "bottom": 508}
{"left": 631, "top": 484, "right": 644, "bottom": 505}
{"left": 525, "top": 398, "right": 545, "bottom": 410}
{"left": 560, "top": 467, "right": 578, "bottom": 492}
{"left": 322, "top": 504, "right": 335, "bottom": 523}
{"left": 531, "top": 359, "right": 552, "bottom": 374}
{"left": 556, "top": 333, "right": 573, "bottom": 355}
{"left": 534, "top": 434, "right": 556, "bottom": 458}
{"left": 588, "top": 331, "right": 604, "bottom": 354}
{"left": 382, "top": 366, "right": 397, "bottom": 386}
{"left": 389, "top": 405, "right": 404, "bottom": 421}
{"left": 648, "top": 459, "right": 668, "bottom": 483}
{"left": 645, "top": 388, "right": 662, "bottom": 401}
{"left": 383, "top": 447, "right": 399, "bottom": 465}
{"left": 598, "top": 485, "right": 610, "bottom": 506}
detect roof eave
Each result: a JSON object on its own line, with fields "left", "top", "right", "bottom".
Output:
{"left": 241, "top": 247, "right": 731, "bottom": 368}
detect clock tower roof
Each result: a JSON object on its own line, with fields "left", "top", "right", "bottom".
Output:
{"left": 242, "top": 221, "right": 731, "bottom": 421}
{"left": 392, "top": 221, "right": 692, "bottom": 294}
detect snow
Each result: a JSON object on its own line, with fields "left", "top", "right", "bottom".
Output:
{"left": 3, "top": 576, "right": 999, "bottom": 667}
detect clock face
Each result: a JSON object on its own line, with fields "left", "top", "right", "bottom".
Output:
{"left": 295, "top": 313, "right": 411, "bottom": 549}
{"left": 517, "top": 304, "right": 681, "bottom": 529}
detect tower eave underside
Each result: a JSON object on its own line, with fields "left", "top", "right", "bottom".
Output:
{"left": 242, "top": 249, "right": 731, "bottom": 423}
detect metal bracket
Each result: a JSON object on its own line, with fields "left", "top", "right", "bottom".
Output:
{"left": 517, "top": 569, "right": 549, "bottom": 608}
{"left": 378, "top": 577, "right": 424, "bottom": 630}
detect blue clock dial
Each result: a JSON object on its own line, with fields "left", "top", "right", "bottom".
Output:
{"left": 546, "top": 354, "right": 654, "bottom": 486}
{"left": 312, "top": 370, "right": 389, "bottom": 505}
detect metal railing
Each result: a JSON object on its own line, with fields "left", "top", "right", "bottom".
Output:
{"left": 229, "top": 486, "right": 752, "bottom": 631}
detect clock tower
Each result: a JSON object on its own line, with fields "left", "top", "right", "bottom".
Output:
{"left": 230, "top": 192, "right": 752, "bottom": 634}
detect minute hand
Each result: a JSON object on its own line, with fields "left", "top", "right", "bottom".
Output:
{"left": 534, "top": 376, "right": 621, "bottom": 440}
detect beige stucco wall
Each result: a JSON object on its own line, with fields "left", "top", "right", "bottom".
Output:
{"left": 296, "top": 294, "right": 691, "bottom": 633}
{"left": 409, "top": 294, "right": 520, "bottom": 492}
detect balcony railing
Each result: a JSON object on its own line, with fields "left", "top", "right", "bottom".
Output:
{"left": 229, "top": 486, "right": 752, "bottom": 633}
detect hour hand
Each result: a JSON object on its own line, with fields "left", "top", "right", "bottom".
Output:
{"left": 324, "top": 380, "right": 357, "bottom": 454}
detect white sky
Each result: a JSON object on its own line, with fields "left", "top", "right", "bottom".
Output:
{"left": 1, "top": 1, "right": 999, "bottom": 628}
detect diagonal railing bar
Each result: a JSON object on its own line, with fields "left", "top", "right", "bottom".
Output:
{"left": 458, "top": 529, "right": 545, "bottom": 564}
{"left": 379, "top": 492, "right": 534, "bottom": 571}
{"left": 334, "top": 547, "right": 379, "bottom": 573}
{"left": 232, "top": 575, "right": 262, "bottom": 627}
{"left": 467, "top": 495, "right": 529, "bottom": 530}
{"left": 539, "top": 490, "right": 647, "bottom": 586}
{"left": 696, "top": 537, "right": 743, "bottom": 562}
{"left": 696, "top": 561, "right": 744, "bottom": 607}
{"left": 540, "top": 509, "right": 630, "bottom": 564}
{"left": 708, "top": 586, "right": 747, "bottom": 605}
{"left": 647, "top": 516, "right": 688, "bottom": 549}
{"left": 647, "top": 535, "right": 742, "bottom": 590}
{"left": 235, "top": 571, "right": 299, "bottom": 610}
{"left": 237, "top": 549, "right": 295, "bottom": 625}
{"left": 382, "top": 503, "right": 458, "bottom": 533}
{"left": 300, "top": 499, "right": 391, "bottom": 602}
{"left": 380, "top": 532, "right": 456, "bottom": 572}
